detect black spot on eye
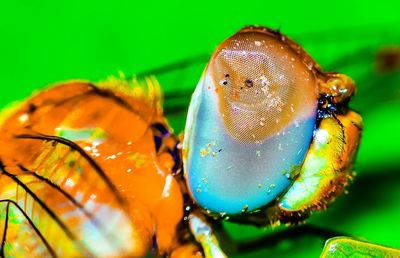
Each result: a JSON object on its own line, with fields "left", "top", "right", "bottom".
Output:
{"left": 245, "top": 79, "right": 253, "bottom": 87}
{"left": 225, "top": 74, "right": 230, "bottom": 78}
{"left": 28, "top": 103, "right": 37, "bottom": 113}
{"left": 220, "top": 79, "right": 228, "bottom": 86}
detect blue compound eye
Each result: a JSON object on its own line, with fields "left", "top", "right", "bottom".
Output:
{"left": 183, "top": 28, "right": 318, "bottom": 215}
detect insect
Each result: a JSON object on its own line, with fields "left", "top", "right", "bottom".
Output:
{"left": 0, "top": 26, "right": 363, "bottom": 257}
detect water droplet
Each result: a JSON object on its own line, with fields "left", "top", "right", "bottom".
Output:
{"left": 106, "top": 154, "right": 116, "bottom": 160}
{"left": 200, "top": 148, "right": 208, "bottom": 157}
{"left": 261, "top": 86, "right": 269, "bottom": 95}
{"left": 65, "top": 178, "right": 75, "bottom": 187}
{"left": 18, "top": 113, "right": 29, "bottom": 123}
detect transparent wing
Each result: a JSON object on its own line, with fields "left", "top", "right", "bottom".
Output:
{"left": 0, "top": 83, "right": 146, "bottom": 257}
{"left": 0, "top": 200, "right": 55, "bottom": 257}
{"left": 0, "top": 134, "right": 134, "bottom": 257}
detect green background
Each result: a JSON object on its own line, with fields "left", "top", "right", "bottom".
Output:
{"left": 1, "top": 0, "right": 399, "bottom": 257}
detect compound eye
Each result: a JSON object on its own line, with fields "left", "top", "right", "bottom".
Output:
{"left": 183, "top": 27, "right": 319, "bottom": 215}
{"left": 209, "top": 29, "right": 317, "bottom": 142}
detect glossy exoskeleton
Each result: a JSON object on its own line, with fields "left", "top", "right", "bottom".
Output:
{"left": 0, "top": 26, "right": 363, "bottom": 257}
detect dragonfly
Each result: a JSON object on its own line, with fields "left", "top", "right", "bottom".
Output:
{"left": 0, "top": 24, "right": 399, "bottom": 258}
{"left": 138, "top": 24, "right": 400, "bottom": 257}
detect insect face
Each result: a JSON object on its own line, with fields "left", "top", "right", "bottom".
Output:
{"left": 183, "top": 27, "right": 319, "bottom": 215}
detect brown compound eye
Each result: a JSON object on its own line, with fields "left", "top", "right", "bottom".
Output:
{"left": 208, "top": 28, "right": 318, "bottom": 142}
{"left": 184, "top": 27, "right": 320, "bottom": 214}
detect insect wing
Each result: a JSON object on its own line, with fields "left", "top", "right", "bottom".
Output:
{"left": 0, "top": 82, "right": 146, "bottom": 257}
{"left": 0, "top": 135, "right": 135, "bottom": 257}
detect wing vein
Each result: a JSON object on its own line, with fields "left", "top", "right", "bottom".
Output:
{"left": 0, "top": 200, "right": 58, "bottom": 258}
{"left": 0, "top": 201, "right": 10, "bottom": 258}
{"left": 0, "top": 161, "right": 94, "bottom": 257}
{"left": 15, "top": 134, "right": 125, "bottom": 205}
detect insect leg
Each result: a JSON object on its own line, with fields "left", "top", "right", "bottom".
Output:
{"left": 187, "top": 210, "right": 227, "bottom": 258}
{"left": 278, "top": 110, "right": 363, "bottom": 221}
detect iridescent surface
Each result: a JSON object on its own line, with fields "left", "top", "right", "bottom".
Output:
{"left": 320, "top": 237, "right": 400, "bottom": 257}
{"left": 188, "top": 212, "right": 227, "bottom": 258}
{"left": 184, "top": 29, "right": 318, "bottom": 214}
{"left": 0, "top": 80, "right": 183, "bottom": 257}
{"left": 1, "top": 2, "right": 399, "bottom": 256}
{"left": 279, "top": 111, "right": 362, "bottom": 212}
